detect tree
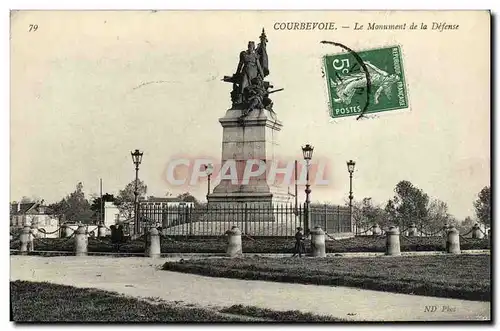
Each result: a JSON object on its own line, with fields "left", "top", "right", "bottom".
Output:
{"left": 384, "top": 199, "right": 397, "bottom": 226}
{"left": 48, "top": 200, "right": 67, "bottom": 222}
{"left": 49, "top": 182, "right": 94, "bottom": 224}
{"left": 389, "top": 180, "right": 430, "bottom": 229}
{"left": 350, "top": 199, "right": 365, "bottom": 230}
{"left": 90, "top": 193, "right": 116, "bottom": 221}
{"left": 361, "top": 198, "right": 389, "bottom": 229}
{"left": 115, "top": 179, "right": 148, "bottom": 219}
{"left": 350, "top": 198, "right": 389, "bottom": 230}
{"left": 426, "top": 198, "right": 452, "bottom": 232}
{"left": 177, "top": 192, "right": 202, "bottom": 208}
{"left": 456, "top": 216, "right": 476, "bottom": 234}
{"left": 474, "top": 186, "right": 491, "bottom": 226}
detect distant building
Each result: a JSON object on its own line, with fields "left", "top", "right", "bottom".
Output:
{"left": 10, "top": 201, "right": 59, "bottom": 228}
{"left": 139, "top": 196, "right": 195, "bottom": 208}
{"left": 104, "top": 196, "right": 195, "bottom": 228}
{"left": 140, "top": 196, "right": 195, "bottom": 228}
{"left": 104, "top": 201, "right": 128, "bottom": 228}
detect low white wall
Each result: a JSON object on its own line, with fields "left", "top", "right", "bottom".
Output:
{"left": 37, "top": 225, "right": 61, "bottom": 239}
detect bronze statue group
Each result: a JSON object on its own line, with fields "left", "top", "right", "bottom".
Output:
{"left": 223, "top": 29, "right": 283, "bottom": 125}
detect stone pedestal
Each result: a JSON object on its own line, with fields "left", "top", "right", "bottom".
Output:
{"left": 208, "top": 108, "right": 290, "bottom": 223}
{"left": 310, "top": 226, "right": 326, "bottom": 257}
{"left": 226, "top": 226, "right": 243, "bottom": 257}
{"left": 446, "top": 227, "right": 461, "bottom": 254}
{"left": 385, "top": 226, "right": 401, "bottom": 256}
{"left": 74, "top": 226, "right": 88, "bottom": 257}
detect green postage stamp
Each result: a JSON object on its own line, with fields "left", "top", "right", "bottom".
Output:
{"left": 323, "top": 45, "right": 409, "bottom": 118}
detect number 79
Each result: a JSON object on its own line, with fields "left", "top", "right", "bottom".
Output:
{"left": 28, "top": 24, "right": 38, "bottom": 32}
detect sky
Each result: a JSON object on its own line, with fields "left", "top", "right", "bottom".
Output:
{"left": 10, "top": 10, "right": 490, "bottom": 219}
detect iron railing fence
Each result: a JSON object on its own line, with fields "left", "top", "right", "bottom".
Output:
{"left": 136, "top": 203, "right": 352, "bottom": 237}
{"left": 309, "top": 205, "right": 352, "bottom": 234}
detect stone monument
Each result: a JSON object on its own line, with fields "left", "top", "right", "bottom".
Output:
{"left": 208, "top": 29, "right": 289, "bottom": 216}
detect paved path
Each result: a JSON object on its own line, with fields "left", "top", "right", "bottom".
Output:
{"left": 10, "top": 256, "right": 490, "bottom": 322}
{"left": 9, "top": 249, "right": 491, "bottom": 259}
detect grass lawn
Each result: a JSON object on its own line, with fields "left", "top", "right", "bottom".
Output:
{"left": 10, "top": 236, "right": 490, "bottom": 254}
{"left": 10, "top": 281, "right": 341, "bottom": 322}
{"left": 162, "top": 255, "right": 491, "bottom": 302}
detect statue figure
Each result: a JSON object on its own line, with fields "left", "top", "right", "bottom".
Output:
{"left": 240, "top": 77, "right": 266, "bottom": 119}
{"left": 235, "top": 41, "right": 265, "bottom": 104}
{"left": 223, "top": 28, "right": 283, "bottom": 118}
{"left": 238, "top": 76, "right": 282, "bottom": 124}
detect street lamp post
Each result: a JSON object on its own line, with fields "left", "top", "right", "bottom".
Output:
{"left": 203, "top": 163, "right": 214, "bottom": 204}
{"left": 131, "top": 149, "right": 143, "bottom": 236}
{"left": 302, "top": 144, "right": 314, "bottom": 232}
{"left": 347, "top": 160, "right": 356, "bottom": 234}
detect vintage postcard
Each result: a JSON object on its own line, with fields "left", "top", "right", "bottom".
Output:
{"left": 10, "top": 10, "right": 491, "bottom": 323}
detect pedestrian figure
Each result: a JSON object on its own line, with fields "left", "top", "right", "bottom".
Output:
{"left": 110, "top": 225, "right": 120, "bottom": 252}
{"left": 117, "top": 224, "right": 126, "bottom": 245}
{"left": 117, "top": 225, "right": 124, "bottom": 240}
{"left": 292, "top": 227, "right": 306, "bottom": 257}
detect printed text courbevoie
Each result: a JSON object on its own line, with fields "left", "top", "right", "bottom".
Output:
{"left": 273, "top": 22, "right": 336, "bottom": 30}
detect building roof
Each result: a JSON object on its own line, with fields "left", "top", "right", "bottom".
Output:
{"left": 10, "top": 202, "right": 54, "bottom": 215}
{"left": 139, "top": 197, "right": 186, "bottom": 203}
{"left": 10, "top": 203, "right": 36, "bottom": 215}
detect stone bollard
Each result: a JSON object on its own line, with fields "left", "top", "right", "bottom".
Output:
{"left": 145, "top": 227, "right": 161, "bottom": 258}
{"left": 310, "top": 226, "right": 326, "bottom": 257}
{"left": 446, "top": 226, "right": 461, "bottom": 254}
{"left": 19, "top": 226, "right": 31, "bottom": 254}
{"left": 97, "top": 224, "right": 107, "bottom": 238}
{"left": 226, "top": 226, "right": 242, "bottom": 258}
{"left": 28, "top": 226, "right": 36, "bottom": 252}
{"left": 30, "top": 225, "right": 39, "bottom": 238}
{"left": 385, "top": 226, "right": 401, "bottom": 256}
{"left": 74, "top": 225, "right": 88, "bottom": 256}
{"left": 63, "top": 224, "right": 74, "bottom": 238}
{"left": 471, "top": 224, "right": 484, "bottom": 239}
{"left": 371, "top": 224, "right": 382, "bottom": 236}
{"left": 407, "top": 223, "right": 418, "bottom": 237}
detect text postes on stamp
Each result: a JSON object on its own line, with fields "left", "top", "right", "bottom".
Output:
{"left": 323, "top": 45, "right": 408, "bottom": 119}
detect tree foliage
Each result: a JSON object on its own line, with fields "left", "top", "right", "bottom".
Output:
{"left": 115, "top": 180, "right": 148, "bottom": 219}
{"left": 350, "top": 198, "right": 388, "bottom": 230}
{"left": 384, "top": 199, "right": 397, "bottom": 226}
{"left": 425, "top": 198, "right": 453, "bottom": 231}
{"left": 456, "top": 216, "right": 476, "bottom": 234}
{"left": 177, "top": 192, "right": 204, "bottom": 208}
{"left": 90, "top": 193, "right": 116, "bottom": 221}
{"left": 387, "top": 180, "right": 429, "bottom": 229}
{"left": 474, "top": 186, "right": 491, "bottom": 226}
{"left": 48, "top": 182, "right": 94, "bottom": 224}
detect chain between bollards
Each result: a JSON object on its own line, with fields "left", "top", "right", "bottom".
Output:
{"left": 37, "top": 227, "right": 63, "bottom": 235}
